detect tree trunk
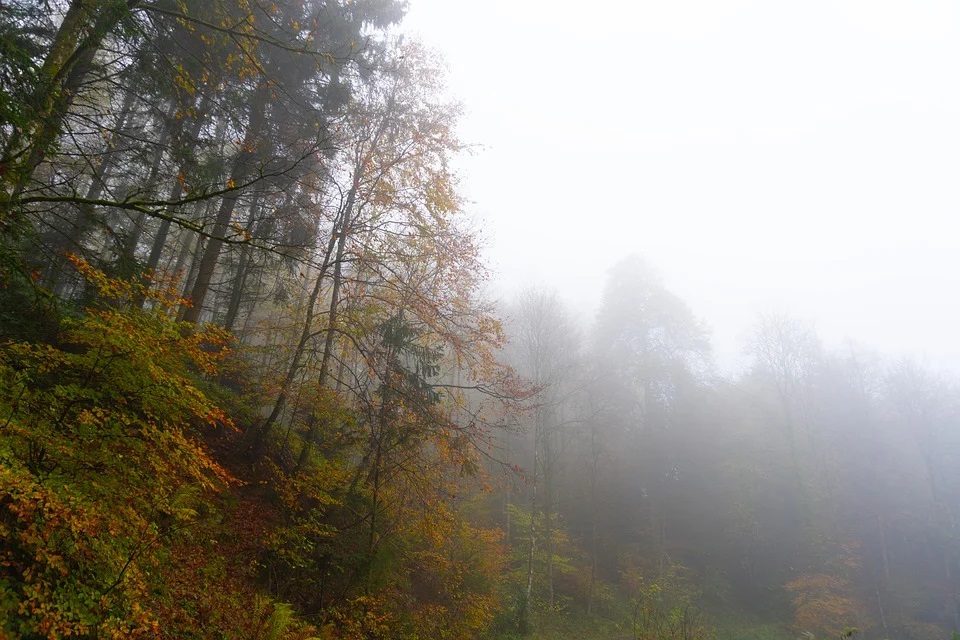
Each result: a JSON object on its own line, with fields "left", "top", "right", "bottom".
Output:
{"left": 523, "top": 406, "right": 545, "bottom": 631}
{"left": 246, "top": 85, "right": 397, "bottom": 458}
{"left": 135, "top": 99, "right": 204, "bottom": 305}
{"left": 181, "top": 233, "right": 206, "bottom": 302}
{"left": 181, "top": 83, "right": 269, "bottom": 324}
{"left": 75, "top": 88, "right": 137, "bottom": 226}
{"left": 239, "top": 204, "right": 343, "bottom": 455}
{"left": 222, "top": 194, "right": 262, "bottom": 332}
{"left": 544, "top": 424, "right": 555, "bottom": 611}
{"left": 222, "top": 245, "right": 252, "bottom": 332}
{"left": 294, "top": 200, "right": 352, "bottom": 471}
{"left": 587, "top": 420, "right": 600, "bottom": 616}
{"left": 121, "top": 100, "right": 180, "bottom": 262}
{"left": 43, "top": 87, "right": 136, "bottom": 292}
{"left": 2, "top": 1, "right": 141, "bottom": 209}
{"left": 524, "top": 454, "right": 538, "bottom": 632}
{"left": 0, "top": 0, "right": 96, "bottom": 178}
{"left": 365, "top": 415, "right": 385, "bottom": 592}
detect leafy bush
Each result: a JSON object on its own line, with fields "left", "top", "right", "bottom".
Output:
{"left": 0, "top": 258, "right": 234, "bottom": 636}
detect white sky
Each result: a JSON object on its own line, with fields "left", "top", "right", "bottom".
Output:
{"left": 402, "top": 0, "right": 960, "bottom": 372}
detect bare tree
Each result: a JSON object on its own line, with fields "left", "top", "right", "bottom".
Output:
{"left": 507, "top": 286, "right": 581, "bottom": 618}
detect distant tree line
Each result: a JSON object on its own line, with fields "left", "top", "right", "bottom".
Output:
{"left": 495, "top": 256, "right": 960, "bottom": 640}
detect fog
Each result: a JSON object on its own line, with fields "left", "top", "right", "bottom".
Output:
{"left": 405, "top": 0, "right": 960, "bottom": 372}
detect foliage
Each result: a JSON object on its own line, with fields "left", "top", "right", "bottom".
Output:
{"left": 629, "top": 580, "right": 712, "bottom": 640}
{"left": 0, "top": 1, "right": 520, "bottom": 637}
{"left": 0, "top": 259, "right": 235, "bottom": 637}
{"left": 0, "top": 243, "right": 59, "bottom": 342}
{"left": 0, "top": 1, "right": 51, "bottom": 152}
{"left": 0, "top": 461, "right": 160, "bottom": 638}
{"left": 784, "top": 574, "right": 867, "bottom": 640}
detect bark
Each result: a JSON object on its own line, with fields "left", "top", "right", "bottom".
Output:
{"left": 1, "top": 0, "right": 94, "bottom": 174}
{"left": 121, "top": 100, "right": 180, "bottom": 261}
{"left": 222, "top": 244, "right": 252, "bottom": 332}
{"left": 75, "top": 89, "right": 137, "bottom": 226}
{"left": 586, "top": 419, "right": 600, "bottom": 616}
{"left": 365, "top": 413, "right": 385, "bottom": 591}
{"left": 524, "top": 448, "right": 538, "bottom": 631}
{"left": 544, "top": 425, "right": 555, "bottom": 610}
{"left": 504, "top": 427, "right": 513, "bottom": 542}
{"left": 135, "top": 97, "right": 206, "bottom": 303}
{"left": 133, "top": 99, "right": 205, "bottom": 305}
{"left": 180, "top": 232, "right": 206, "bottom": 300}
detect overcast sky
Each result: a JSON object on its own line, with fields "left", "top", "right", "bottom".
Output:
{"left": 401, "top": 0, "right": 960, "bottom": 372}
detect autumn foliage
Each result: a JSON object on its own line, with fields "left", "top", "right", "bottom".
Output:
{"left": 0, "top": 259, "right": 236, "bottom": 636}
{"left": 0, "top": 253, "right": 513, "bottom": 638}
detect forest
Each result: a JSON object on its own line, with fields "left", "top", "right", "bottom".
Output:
{"left": 1, "top": 1, "right": 959, "bottom": 639}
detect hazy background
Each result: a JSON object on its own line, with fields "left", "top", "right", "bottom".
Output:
{"left": 403, "top": 0, "right": 960, "bottom": 372}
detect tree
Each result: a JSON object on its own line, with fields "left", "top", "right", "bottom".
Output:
{"left": 505, "top": 286, "right": 581, "bottom": 620}
{"left": 593, "top": 255, "right": 709, "bottom": 430}
{"left": 747, "top": 312, "right": 820, "bottom": 431}
{"left": 0, "top": 0, "right": 142, "bottom": 216}
{"left": 586, "top": 256, "right": 710, "bottom": 593}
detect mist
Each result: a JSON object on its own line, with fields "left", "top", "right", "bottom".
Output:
{"left": 405, "top": 2, "right": 960, "bottom": 639}
{"left": 405, "top": 0, "right": 960, "bottom": 373}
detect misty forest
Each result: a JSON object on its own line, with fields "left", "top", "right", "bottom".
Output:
{"left": 2, "top": 2, "right": 959, "bottom": 640}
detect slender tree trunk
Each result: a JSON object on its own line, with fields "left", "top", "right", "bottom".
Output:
{"left": 365, "top": 414, "right": 385, "bottom": 591}
{"left": 658, "top": 504, "right": 667, "bottom": 579}
{"left": 44, "top": 87, "right": 136, "bottom": 291}
{"left": 523, "top": 406, "right": 545, "bottom": 631}
{"left": 504, "top": 427, "right": 513, "bottom": 542}
{"left": 75, "top": 89, "right": 137, "bottom": 225}
{"left": 238, "top": 262, "right": 266, "bottom": 345}
{"left": 878, "top": 517, "right": 891, "bottom": 583}
{"left": 248, "top": 89, "right": 397, "bottom": 458}
{"left": 123, "top": 211, "right": 147, "bottom": 261}
{"left": 587, "top": 420, "right": 600, "bottom": 617}
{"left": 544, "top": 426, "right": 555, "bottom": 611}
{"left": 121, "top": 100, "right": 180, "bottom": 261}
{"left": 135, "top": 100, "right": 204, "bottom": 305}
{"left": 524, "top": 451, "right": 538, "bottom": 632}
{"left": 51, "top": 86, "right": 137, "bottom": 267}
{"left": 2, "top": 1, "right": 141, "bottom": 209}
{"left": 181, "top": 233, "right": 206, "bottom": 302}
{"left": 222, "top": 247, "right": 252, "bottom": 332}
{"left": 222, "top": 194, "right": 262, "bottom": 332}
{"left": 181, "top": 84, "right": 269, "bottom": 324}
{"left": 142, "top": 183, "right": 181, "bottom": 278}
{"left": 875, "top": 585, "right": 889, "bottom": 638}
{"left": 294, "top": 204, "right": 352, "bottom": 471}
{"left": 172, "top": 227, "right": 198, "bottom": 280}
{"left": 239, "top": 206, "right": 343, "bottom": 455}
